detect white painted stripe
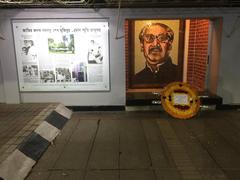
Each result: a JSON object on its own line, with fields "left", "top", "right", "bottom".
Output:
{"left": 55, "top": 104, "right": 72, "bottom": 119}
{"left": 0, "top": 149, "right": 36, "bottom": 180}
{"left": 34, "top": 121, "right": 60, "bottom": 142}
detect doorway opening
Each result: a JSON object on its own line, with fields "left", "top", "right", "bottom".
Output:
{"left": 125, "top": 18, "right": 222, "bottom": 106}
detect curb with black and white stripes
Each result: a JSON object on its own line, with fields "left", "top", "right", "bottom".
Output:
{"left": 0, "top": 104, "right": 72, "bottom": 180}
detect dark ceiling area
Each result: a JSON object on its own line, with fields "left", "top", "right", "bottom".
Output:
{"left": 0, "top": 0, "right": 240, "bottom": 8}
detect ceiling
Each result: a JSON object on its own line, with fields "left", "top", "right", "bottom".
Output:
{"left": 0, "top": 0, "right": 240, "bottom": 8}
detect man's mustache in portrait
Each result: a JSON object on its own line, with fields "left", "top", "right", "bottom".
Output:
{"left": 148, "top": 46, "right": 162, "bottom": 54}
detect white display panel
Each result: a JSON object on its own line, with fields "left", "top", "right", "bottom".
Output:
{"left": 12, "top": 20, "right": 110, "bottom": 91}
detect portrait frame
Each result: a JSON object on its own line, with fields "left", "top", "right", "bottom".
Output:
{"left": 127, "top": 19, "right": 184, "bottom": 89}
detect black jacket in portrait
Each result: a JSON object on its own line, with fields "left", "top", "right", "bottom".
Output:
{"left": 133, "top": 57, "right": 181, "bottom": 87}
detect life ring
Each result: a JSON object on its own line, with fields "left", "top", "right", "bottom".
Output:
{"left": 161, "top": 82, "right": 200, "bottom": 119}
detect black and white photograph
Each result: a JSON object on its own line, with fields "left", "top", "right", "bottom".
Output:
{"left": 21, "top": 39, "right": 37, "bottom": 60}
{"left": 87, "top": 40, "right": 103, "bottom": 64}
{"left": 22, "top": 64, "right": 39, "bottom": 83}
{"left": 55, "top": 68, "right": 71, "bottom": 82}
{"left": 40, "top": 70, "right": 55, "bottom": 83}
{"left": 23, "top": 65, "right": 38, "bottom": 77}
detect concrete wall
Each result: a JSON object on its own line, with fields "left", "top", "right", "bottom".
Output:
{"left": 0, "top": 17, "right": 20, "bottom": 104}
{"left": 0, "top": 8, "right": 240, "bottom": 105}
{"left": 0, "top": 57, "right": 5, "bottom": 103}
{"left": 0, "top": 9, "right": 125, "bottom": 106}
{"left": 217, "top": 14, "right": 240, "bottom": 104}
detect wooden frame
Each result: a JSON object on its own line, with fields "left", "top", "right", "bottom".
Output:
{"left": 127, "top": 19, "right": 184, "bottom": 89}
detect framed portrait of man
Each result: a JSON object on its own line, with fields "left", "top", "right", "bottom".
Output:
{"left": 127, "top": 19, "right": 184, "bottom": 89}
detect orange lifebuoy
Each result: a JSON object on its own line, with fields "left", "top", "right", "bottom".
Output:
{"left": 161, "top": 82, "right": 200, "bottom": 119}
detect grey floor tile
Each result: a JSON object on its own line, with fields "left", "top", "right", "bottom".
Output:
{"left": 54, "top": 143, "right": 91, "bottom": 169}
{"left": 88, "top": 142, "right": 119, "bottom": 169}
{"left": 141, "top": 119, "right": 177, "bottom": 169}
{"left": 85, "top": 170, "right": 118, "bottom": 180}
{"left": 33, "top": 143, "right": 65, "bottom": 171}
{"left": 88, "top": 120, "right": 119, "bottom": 169}
{"left": 119, "top": 119, "right": 151, "bottom": 169}
{"left": 26, "top": 171, "right": 50, "bottom": 180}
{"left": 155, "top": 169, "right": 183, "bottom": 180}
{"left": 48, "top": 170, "right": 84, "bottom": 180}
{"left": 196, "top": 169, "right": 229, "bottom": 180}
{"left": 54, "top": 119, "right": 99, "bottom": 169}
{"left": 120, "top": 170, "right": 155, "bottom": 180}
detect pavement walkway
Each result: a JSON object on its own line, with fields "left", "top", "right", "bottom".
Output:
{"left": 1, "top": 104, "right": 240, "bottom": 180}
{"left": 22, "top": 109, "right": 240, "bottom": 180}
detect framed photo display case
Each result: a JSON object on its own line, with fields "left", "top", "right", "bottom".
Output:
{"left": 12, "top": 19, "right": 110, "bottom": 91}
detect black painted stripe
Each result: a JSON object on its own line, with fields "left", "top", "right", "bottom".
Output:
{"left": 18, "top": 132, "right": 50, "bottom": 161}
{"left": 45, "top": 110, "right": 68, "bottom": 130}
{"left": 67, "top": 106, "right": 125, "bottom": 111}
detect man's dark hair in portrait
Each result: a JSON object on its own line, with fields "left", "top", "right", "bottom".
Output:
{"left": 133, "top": 23, "right": 181, "bottom": 86}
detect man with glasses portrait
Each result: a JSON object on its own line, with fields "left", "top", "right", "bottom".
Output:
{"left": 133, "top": 23, "right": 180, "bottom": 86}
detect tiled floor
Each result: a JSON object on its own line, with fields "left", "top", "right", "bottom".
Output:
{"left": 20, "top": 109, "right": 240, "bottom": 180}
{"left": 0, "top": 103, "right": 58, "bottom": 162}
{"left": 1, "top": 104, "right": 240, "bottom": 180}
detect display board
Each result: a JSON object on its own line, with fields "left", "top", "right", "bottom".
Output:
{"left": 12, "top": 20, "right": 110, "bottom": 91}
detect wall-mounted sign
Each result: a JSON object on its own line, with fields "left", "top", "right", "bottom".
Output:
{"left": 12, "top": 20, "right": 110, "bottom": 91}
